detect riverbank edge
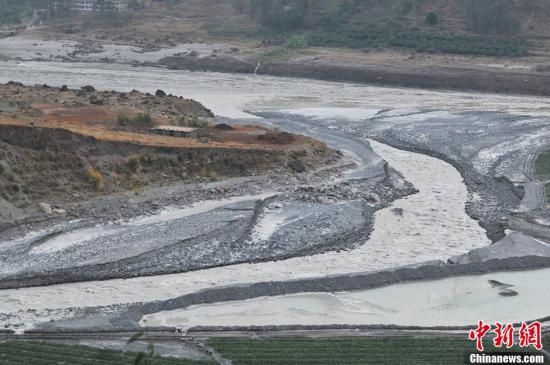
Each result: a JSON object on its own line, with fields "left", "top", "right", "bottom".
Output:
{"left": 157, "top": 55, "right": 550, "bottom": 98}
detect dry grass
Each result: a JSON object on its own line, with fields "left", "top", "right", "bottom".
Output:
{"left": 87, "top": 167, "right": 105, "bottom": 192}
{"left": 1, "top": 104, "right": 314, "bottom": 151}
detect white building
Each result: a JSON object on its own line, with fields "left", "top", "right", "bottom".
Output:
{"left": 53, "top": 0, "right": 128, "bottom": 13}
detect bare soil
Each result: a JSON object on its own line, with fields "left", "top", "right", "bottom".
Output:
{"left": 0, "top": 83, "right": 337, "bottom": 224}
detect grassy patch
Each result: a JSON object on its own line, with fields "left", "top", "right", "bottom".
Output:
{"left": 118, "top": 112, "right": 153, "bottom": 127}
{"left": 535, "top": 150, "right": 550, "bottom": 180}
{"left": 258, "top": 48, "right": 292, "bottom": 63}
{"left": 287, "top": 34, "right": 309, "bottom": 49}
{"left": 87, "top": 167, "right": 105, "bottom": 192}
{"left": 208, "top": 337, "right": 549, "bottom": 365}
{"left": 0, "top": 341, "right": 215, "bottom": 365}
{"left": 0, "top": 100, "right": 17, "bottom": 113}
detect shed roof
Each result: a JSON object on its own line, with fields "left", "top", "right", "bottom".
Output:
{"left": 150, "top": 126, "right": 198, "bottom": 133}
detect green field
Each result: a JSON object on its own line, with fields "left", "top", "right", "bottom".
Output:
{"left": 0, "top": 341, "right": 215, "bottom": 365}
{"left": 533, "top": 150, "right": 550, "bottom": 201}
{"left": 544, "top": 182, "right": 550, "bottom": 202}
{"left": 535, "top": 151, "right": 550, "bottom": 180}
{"left": 1, "top": 337, "right": 548, "bottom": 365}
{"left": 208, "top": 336, "right": 550, "bottom": 365}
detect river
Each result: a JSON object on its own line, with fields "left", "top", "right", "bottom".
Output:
{"left": 0, "top": 60, "right": 543, "bottom": 331}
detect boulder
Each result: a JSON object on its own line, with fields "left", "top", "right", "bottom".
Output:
{"left": 288, "top": 159, "right": 306, "bottom": 173}
{"left": 81, "top": 85, "right": 96, "bottom": 92}
{"left": 38, "top": 202, "right": 52, "bottom": 214}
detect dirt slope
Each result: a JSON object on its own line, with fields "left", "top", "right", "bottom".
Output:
{"left": 0, "top": 83, "right": 338, "bottom": 224}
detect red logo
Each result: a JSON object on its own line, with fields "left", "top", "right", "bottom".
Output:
{"left": 519, "top": 322, "right": 543, "bottom": 351}
{"left": 469, "top": 321, "right": 543, "bottom": 352}
{"left": 493, "top": 322, "right": 515, "bottom": 349}
{"left": 469, "top": 320, "right": 492, "bottom": 351}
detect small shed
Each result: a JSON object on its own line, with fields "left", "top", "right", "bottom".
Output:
{"left": 149, "top": 126, "right": 198, "bottom": 138}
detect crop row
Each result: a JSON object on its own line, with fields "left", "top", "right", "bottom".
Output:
{"left": 208, "top": 337, "right": 548, "bottom": 365}
{"left": 0, "top": 342, "right": 213, "bottom": 365}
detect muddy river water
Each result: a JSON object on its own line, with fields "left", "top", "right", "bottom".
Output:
{"left": 141, "top": 268, "right": 550, "bottom": 328}
{"left": 0, "top": 61, "right": 548, "bottom": 330}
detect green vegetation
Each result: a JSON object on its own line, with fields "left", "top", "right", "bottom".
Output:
{"left": 0, "top": 336, "right": 547, "bottom": 365}
{"left": 0, "top": 341, "right": 214, "bottom": 365}
{"left": 245, "top": 0, "right": 309, "bottom": 30}
{"left": 176, "top": 114, "right": 208, "bottom": 128}
{"left": 127, "top": 154, "right": 141, "bottom": 173}
{"left": 464, "top": 0, "right": 520, "bottom": 35}
{"left": 544, "top": 182, "right": 550, "bottom": 202}
{"left": 257, "top": 48, "right": 292, "bottom": 63}
{"left": 209, "top": 337, "right": 549, "bottom": 365}
{"left": 118, "top": 112, "right": 153, "bottom": 127}
{"left": 287, "top": 34, "right": 309, "bottom": 49}
{"left": 389, "top": 31, "right": 527, "bottom": 57}
{"left": 535, "top": 150, "right": 550, "bottom": 180}
{"left": 223, "top": 0, "right": 528, "bottom": 58}
{"left": 534, "top": 150, "right": 550, "bottom": 200}
{"left": 308, "top": 24, "right": 527, "bottom": 57}
{"left": 0, "top": 0, "right": 43, "bottom": 24}
{"left": 425, "top": 11, "right": 439, "bottom": 26}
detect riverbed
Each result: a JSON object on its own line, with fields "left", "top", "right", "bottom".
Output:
{"left": 0, "top": 127, "right": 489, "bottom": 331}
{"left": 0, "top": 60, "right": 547, "bottom": 332}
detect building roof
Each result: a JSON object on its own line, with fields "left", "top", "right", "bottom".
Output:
{"left": 150, "top": 126, "right": 198, "bottom": 133}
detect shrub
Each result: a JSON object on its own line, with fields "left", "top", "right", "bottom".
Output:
{"left": 258, "top": 47, "right": 291, "bottom": 63}
{"left": 425, "top": 12, "right": 439, "bottom": 26}
{"left": 117, "top": 114, "right": 129, "bottom": 126}
{"left": 127, "top": 155, "right": 141, "bottom": 173}
{"left": 87, "top": 167, "right": 105, "bottom": 192}
{"left": 399, "top": 0, "right": 414, "bottom": 15}
{"left": 117, "top": 112, "right": 153, "bottom": 127}
{"left": 179, "top": 115, "right": 208, "bottom": 128}
{"left": 287, "top": 34, "right": 309, "bottom": 49}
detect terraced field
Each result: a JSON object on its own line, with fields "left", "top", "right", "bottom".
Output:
{"left": 0, "top": 342, "right": 214, "bottom": 365}
{"left": 208, "top": 337, "right": 550, "bottom": 365}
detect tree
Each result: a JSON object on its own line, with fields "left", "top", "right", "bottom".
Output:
{"left": 94, "top": 0, "right": 121, "bottom": 14}
{"left": 53, "top": 0, "right": 72, "bottom": 17}
{"left": 247, "top": 0, "right": 308, "bottom": 30}
{"left": 464, "top": 0, "right": 520, "bottom": 35}
{"left": 425, "top": 11, "right": 438, "bottom": 26}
